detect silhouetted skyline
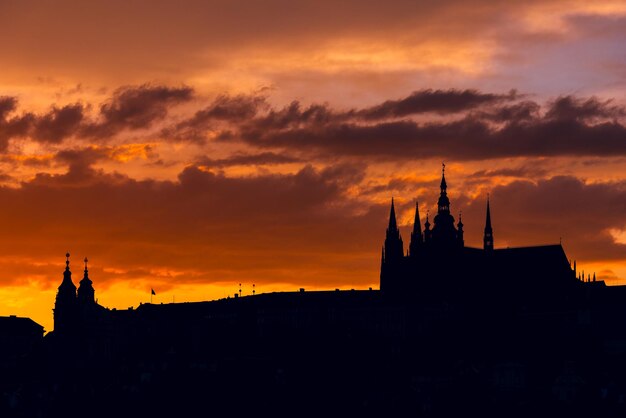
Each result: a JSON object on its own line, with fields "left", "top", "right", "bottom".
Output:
{"left": 0, "top": 0, "right": 625, "bottom": 337}
{"left": 0, "top": 166, "right": 623, "bottom": 417}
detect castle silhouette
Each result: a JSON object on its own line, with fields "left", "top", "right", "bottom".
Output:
{"left": 380, "top": 164, "right": 582, "bottom": 300}
{"left": 2, "top": 165, "right": 626, "bottom": 418}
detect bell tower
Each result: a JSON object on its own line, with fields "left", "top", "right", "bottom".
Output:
{"left": 77, "top": 257, "right": 95, "bottom": 304}
{"left": 54, "top": 253, "right": 77, "bottom": 334}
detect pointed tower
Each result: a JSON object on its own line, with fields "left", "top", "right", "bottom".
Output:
{"left": 484, "top": 196, "right": 494, "bottom": 252}
{"left": 384, "top": 198, "right": 404, "bottom": 263}
{"left": 457, "top": 212, "right": 464, "bottom": 247}
{"left": 380, "top": 198, "right": 405, "bottom": 292}
{"left": 77, "top": 257, "right": 95, "bottom": 305}
{"left": 54, "top": 252, "right": 77, "bottom": 333}
{"left": 431, "top": 163, "right": 458, "bottom": 247}
{"left": 409, "top": 200, "right": 423, "bottom": 257}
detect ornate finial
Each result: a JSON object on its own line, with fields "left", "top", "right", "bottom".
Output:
{"left": 84, "top": 257, "right": 88, "bottom": 271}
{"left": 442, "top": 162, "right": 445, "bottom": 173}
{"left": 65, "top": 252, "right": 70, "bottom": 269}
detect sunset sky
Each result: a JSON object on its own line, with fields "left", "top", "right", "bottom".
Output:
{"left": 1, "top": 0, "right": 625, "bottom": 331}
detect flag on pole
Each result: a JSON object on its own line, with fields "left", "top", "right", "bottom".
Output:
{"left": 151, "top": 288, "right": 156, "bottom": 295}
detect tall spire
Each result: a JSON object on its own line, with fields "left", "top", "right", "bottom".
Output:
{"left": 383, "top": 198, "right": 404, "bottom": 263}
{"left": 484, "top": 196, "right": 494, "bottom": 252}
{"left": 440, "top": 162, "right": 447, "bottom": 192}
{"left": 409, "top": 200, "right": 423, "bottom": 256}
{"left": 413, "top": 200, "right": 422, "bottom": 236}
{"left": 388, "top": 197, "right": 398, "bottom": 232}
{"left": 437, "top": 163, "right": 450, "bottom": 213}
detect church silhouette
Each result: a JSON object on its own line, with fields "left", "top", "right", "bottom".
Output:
{"left": 1, "top": 165, "right": 625, "bottom": 418}
{"left": 380, "top": 164, "right": 580, "bottom": 301}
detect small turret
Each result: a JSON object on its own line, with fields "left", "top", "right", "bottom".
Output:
{"left": 457, "top": 212, "right": 464, "bottom": 247}
{"left": 77, "top": 257, "right": 95, "bottom": 304}
{"left": 424, "top": 211, "right": 431, "bottom": 243}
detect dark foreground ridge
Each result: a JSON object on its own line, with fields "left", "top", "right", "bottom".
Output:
{"left": 2, "top": 166, "right": 626, "bottom": 418}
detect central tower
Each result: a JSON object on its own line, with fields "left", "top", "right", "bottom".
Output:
{"left": 431, "top": 163, "right": 460, "bottom": 248}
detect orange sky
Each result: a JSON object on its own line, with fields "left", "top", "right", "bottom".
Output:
{"left": 0, "top": 0, "right": 625, "bottom": 331}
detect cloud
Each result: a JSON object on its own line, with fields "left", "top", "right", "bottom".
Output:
{"left": 164, "top": 89, "right": 523, "bottom": 143}
{"left": 0, "top": 97, "right": 34, "bottom": 151}
{"left": 0, "top": 157, "right": 380, "bottom": 291}
{"left": 545, "top": 95, "right": 625, "bottom": 121}
{"left": 223, "top": 92, "right": 626, "bottom": 161}
{"left": 476, "top": 101, "right": 540, "bottom": 122}
{"left": 32, "top": 104, "right": 84, "bottom": 143}
{"left": 83, "top": 84, "right": 194, "bottom": 138}
{"left": 1, "top": 87, "right": 624, "bottom": 162}
{"left": 358, "top": 89, "right": 519, "bottom": 120}
{"left": 163, "top": 94, "right": 267, "bottom": 142}
{"left": 467, "top": 165, "right": 549, "bottom": 179}
{"left": 0, "top": 97, "right": 17, "bottom": 119}
{"left": 456, "top": 176, "right": 626, "bottom": 262}
{"left": 0, "top": 85, "right": 193, "bottom": 149}
{"left": 197, "top": 152, "right": 302, "bottom": 168}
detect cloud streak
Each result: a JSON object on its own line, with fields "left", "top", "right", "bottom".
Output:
{"left": 222, "top": 92, "right": 626, "bottom": 161}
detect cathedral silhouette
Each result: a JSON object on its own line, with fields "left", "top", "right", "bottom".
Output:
{"left": 2, "top": 165, "right": 626, "bottom": 418}
{"left": 380, "top": 164, "right": 580, "bottom": 301}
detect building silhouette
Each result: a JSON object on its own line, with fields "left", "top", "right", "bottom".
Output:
{"left": 381, "top": 164, "right": 579, "bottom": 309}
{"left": 4, "top": 165, "right": 626, "bottom": 417}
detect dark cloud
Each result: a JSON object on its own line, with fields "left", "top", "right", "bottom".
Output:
{"left": 358, "top": 89, "right": 519, "bottom": 120}
{"left": 225, "top": 92, "right": 626, "bottom": 161}
{"left": 545, "top": 95, "right": 625, "bottom": 121}
{"left": 165, "top": 89, "right": 520, "bottom": 143}
{"left": 0, "top": 97, "right": 18, "bottom": 119}
{"left": 83, "top": 84, "right": 194, "bottom": 138}
{"left": 197, "top": 152, "right": 302, "bottom": 168}
{"left": 195, "top": 94, "right": 267, "bottom": 122}
{"left": 467, "top": 165, "right": 549, "bottom": 179}
{"left": 476, "top": 101, "right": 540, "bottom": 122}
{"left": 163, "top": 94, "right": 267, "bottom": 142}
{"left": 32, "top": 104, "right": 84, "bottom": 143}
{"left": 1, "top": 88, "right": 624, "bottom": 163}
{"left": 0, "top": 97, "right": 87, "bottom": 148}
{"left": 254, "top": 101, "right": 348, "bottom": 130}
{"left": 0, "top": 85, "right": 193, "bottom": 149}
{"left": 0, "top": 97, "right": 34, "bottom": 151}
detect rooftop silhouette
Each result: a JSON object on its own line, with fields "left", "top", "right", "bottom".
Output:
{"left": 0, "top": 166, "right": 625, "bottom": 418}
